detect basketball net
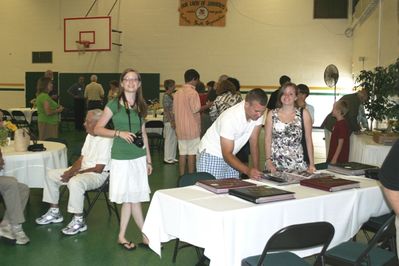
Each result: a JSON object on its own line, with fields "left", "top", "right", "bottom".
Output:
{"left": 76, "top": 41, "right": 90, "bottom": 54}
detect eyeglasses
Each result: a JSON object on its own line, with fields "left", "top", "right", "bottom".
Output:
{"left": 123, "top": 78, "right": 140, "bottom": 82}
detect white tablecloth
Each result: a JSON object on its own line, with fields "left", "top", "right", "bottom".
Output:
{"left": 349, "top": 134, "right": 392, "bottom": 166}
{"left": 142, "top": 176, "right": 389, "bottom": 266}
{"left": 1, "top": 141, "right": 68, "bottom": 188}
{"left": 145, "top": 114, "right": 164, "bottom": 135}
{"left": 7, "top": 108, "right": 36, "bottom": 123}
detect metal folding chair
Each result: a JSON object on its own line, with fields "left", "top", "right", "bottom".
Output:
{"left": 11, "top": 110, "right": 30, "bottom": 128}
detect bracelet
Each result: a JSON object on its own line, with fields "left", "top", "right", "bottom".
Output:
{"left": 147, "top": 162, "right": 152, "bottom": 165}
{"left": 265, "top": 157, "right": 271, "bottom": 161}
{"left": 117, "top": 130, "right": 120, "bottom": 137}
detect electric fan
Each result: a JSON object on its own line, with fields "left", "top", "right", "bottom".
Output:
{"left": 324, "top": 64, "right": 339, "bottom": 102}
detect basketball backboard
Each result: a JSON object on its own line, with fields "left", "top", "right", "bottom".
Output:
{"left": 64, "top": 16, "right": 111, "bottom": 52}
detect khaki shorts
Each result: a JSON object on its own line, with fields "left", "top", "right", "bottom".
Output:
{"left": 178, "top": 138, "right": 200, "bottom": 155}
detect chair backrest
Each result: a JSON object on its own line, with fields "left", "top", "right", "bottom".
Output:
{"left": 145, "top": 120, "right": 164, "bottom": 129}
{"left": 31, "top": 110, "right": 38, "bottom": 123}
{"left": 177, "top": 172, "right": 216, "bottom": 187}
{"left": 257, "top": 221, "right": 335, "bottom": 266}
{"left": 356, "top": 214, "right": 396, "bottom": 264}
{"left": 1, "top": 110, "right": 14, "bottom": 122}
{"left": 11, "top": 110, "right": 29, "bottom": 128}
{"left": 11, "top": 110, "right": 27, "bottom": 120}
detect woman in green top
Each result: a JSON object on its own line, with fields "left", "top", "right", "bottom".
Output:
{"left": 36, "top": 77, "right": 64, "bottom": 140}
{"left": 94, "top": 68, "right": 152, "bottom": 250}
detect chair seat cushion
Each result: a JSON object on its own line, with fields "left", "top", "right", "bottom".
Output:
{"left": 242, "top": 252, "right": 310, "bottom": 266}
{"left": 326, "top": 241, "right": 397, "bottom": 265}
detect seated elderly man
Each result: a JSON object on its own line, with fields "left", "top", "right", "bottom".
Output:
{"left": 35, "top": 109, "right": 112, "bottom": 235}
{"left": 0, "top": 111, "right": 30, "bottom": 245}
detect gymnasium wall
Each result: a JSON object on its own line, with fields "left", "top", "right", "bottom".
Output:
{"left": 0, "top": 0, "right": 397, "bottom": 126}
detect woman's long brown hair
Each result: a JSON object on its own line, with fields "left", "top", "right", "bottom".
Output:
{"left": 118, "top": 68, "right": 148, "bottom": 117}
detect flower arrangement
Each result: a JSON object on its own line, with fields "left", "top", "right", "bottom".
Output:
{"left": 0, "top": 120, "right": 17, "bottom": 147}
{"left": 148, "top": 100, "right": 161, "bottom": 117}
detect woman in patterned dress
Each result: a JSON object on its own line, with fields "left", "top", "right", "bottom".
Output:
{"left": 264, "top": 82, "right": 316, "bottom": 173}
{"left": 209, "top": 79, "right": 242, "bottom": 122}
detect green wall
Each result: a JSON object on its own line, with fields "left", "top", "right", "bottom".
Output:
{"left": 25, "top": 72, "right": 160, "bottom": 111}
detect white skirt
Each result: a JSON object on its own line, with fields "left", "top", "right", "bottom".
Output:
{"left": 109, "top": 157, "right": 151, "bottom": 204}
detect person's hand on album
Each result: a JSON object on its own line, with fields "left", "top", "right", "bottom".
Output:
{"left": 265, "top": 159, "right": 277, "bottom": 173}
{"left": 248, "top": 168, "right": 263, "bottom": 180}
{"left": 307, "top": 164, "right": 316, "bottom": 174}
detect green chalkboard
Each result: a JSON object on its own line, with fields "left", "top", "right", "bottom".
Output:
{"left": 25, "top": 72, "right": 160, "bottom": 113}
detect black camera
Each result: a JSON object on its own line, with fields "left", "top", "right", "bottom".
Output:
{"left": 132, "top": 131, "right": 144, "bottom": 148}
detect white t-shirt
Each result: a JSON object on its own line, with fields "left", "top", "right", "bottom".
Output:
{"left": 81, "top": 134, "right": 113, "bottom": 171}
{"left": 199, "top": 101, "right": 264, "bottom": 157}
{"left": 306, "top": 103, "right": 315, "bottom": 124}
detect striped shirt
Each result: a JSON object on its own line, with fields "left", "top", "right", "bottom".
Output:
{"left": 173, "top": 84, "right": 201, "bottom": 140}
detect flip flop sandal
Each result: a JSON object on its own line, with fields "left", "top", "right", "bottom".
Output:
{"left": 119, "top": 241, "right": 136, "bottom": 251}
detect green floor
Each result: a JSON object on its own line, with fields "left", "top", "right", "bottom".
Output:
{"left": 0, "top": 123, "right": 368, "bottom": 266}
{"left": 0, "top": 122, "right": 199, "bottom": 266}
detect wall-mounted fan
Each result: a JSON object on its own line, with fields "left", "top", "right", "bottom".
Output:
{"left": 324, "top": 64, "right": 339, "bottom": 101}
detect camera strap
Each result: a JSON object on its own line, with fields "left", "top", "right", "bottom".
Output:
{"left": 126, "top": 107, "right": 141, "bottom": 133}
{"left": 122, "top": 92, "right": 141, "bottom": 133}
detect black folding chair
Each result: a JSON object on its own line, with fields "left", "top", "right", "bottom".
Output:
{"left": 29, "top": 110, "right": 38, "bottom": 136}
{"left": 11, "top": 110, "right": 30, "bottom": 128}
{"left": 1, "top": 109, "right": 15, "bottom": 123}
{"left": 326, "top": 214, "right": 397, "bottom": 266}
{"left": 84, "top": 174, "right": 120, "bottom": 222}
{"left": 59, "top": 174, "right": 120, "bottom": 222}
{"left": 145, "top": 120, "right": 164, "bottom": 150}
{"left": 359, "top": 212, "right": 397, "bottom": 255}
{"left": 241, "top": 221, "right": 335, "bottom": 266}
{"left": 172, "top": 172, "right": 216, "bottom": 264}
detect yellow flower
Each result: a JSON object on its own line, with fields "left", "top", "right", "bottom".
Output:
{"left": 3, "top": 121, "right": 17, "bottom": 132}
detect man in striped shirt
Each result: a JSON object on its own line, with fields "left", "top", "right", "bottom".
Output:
{"left": 173, "top": 69, "right": 201, "bottom": 176}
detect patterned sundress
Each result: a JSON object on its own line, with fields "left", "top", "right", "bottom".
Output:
{"left": 271, "top": 108, "right": 307, "bottom": 171}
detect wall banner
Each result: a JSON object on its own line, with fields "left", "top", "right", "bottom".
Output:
{"left": 179, "top": 0, "right": 227, "bottom": 26}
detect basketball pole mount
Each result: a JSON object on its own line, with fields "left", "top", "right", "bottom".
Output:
{"left": 112, "top": 28, "right": 122, "bottom": 47}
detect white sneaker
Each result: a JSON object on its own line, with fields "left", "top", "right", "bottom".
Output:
{"left": 61, "top": 216, "right": 87, "bottom": 235}
{"left": 0, "top": 224, "right": 14, "bottom": 240}
{"left": 11, "top": 225, "right": 30, "bottom": 245}
{"left": 0, "top": 224, "right": 30, "bottom": 244}
{"left": 35, "top": 208, "right": 64, "bottom": 225}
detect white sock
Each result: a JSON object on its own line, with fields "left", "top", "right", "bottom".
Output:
{"left": 11, "top": 224, "right": 22, "bottom": 232}
{"left": 74, "top": 215, "right": 83, "bottom": 221}
{"left": 50, "top": 207, "right": 59, "bottom": 213}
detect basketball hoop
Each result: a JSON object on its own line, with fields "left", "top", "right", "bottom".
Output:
{"left": 75, "top": 40, "right": 91, "bottom": 54}
{"left": 76, "top": 40, "right": 91, "bottom": 48}
{"left": 82, "top": 41, "right": 91, "bottom": 48}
